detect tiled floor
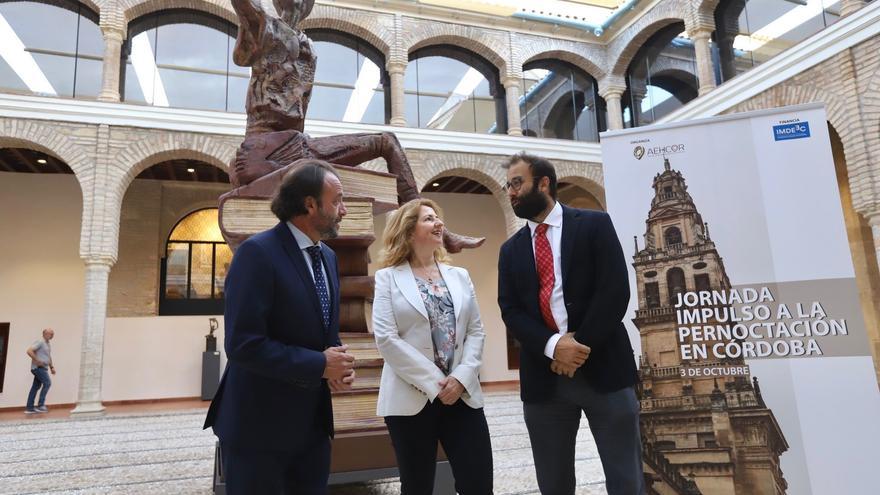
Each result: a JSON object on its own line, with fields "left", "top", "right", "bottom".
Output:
{"left": 0, "top": 391, "right": 607, "bottom": 494}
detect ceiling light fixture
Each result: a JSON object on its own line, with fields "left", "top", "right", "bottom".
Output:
{"left": 36, "top": 158, "right": 47, "bottom": 164}
{"left": 432, "top": 182, "right": 440, "bottom": 187}
{"left": 187, "top": 168, "right": 196, "bottom": 173}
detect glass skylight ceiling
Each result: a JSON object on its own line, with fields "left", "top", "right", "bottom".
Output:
{"left": 417, "top": 0, "right": 623, "bottom": 28}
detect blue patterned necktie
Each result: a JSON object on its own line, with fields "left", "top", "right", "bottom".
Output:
{"left": 306, "top": 245, "right": 331, "bottom": 330}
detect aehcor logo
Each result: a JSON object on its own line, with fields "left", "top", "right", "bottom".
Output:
{"left": 773, "top": 122, "right": 811, "bottom": 141}
{"left": 633, "top": 146, "right": 645, "bottom": 160}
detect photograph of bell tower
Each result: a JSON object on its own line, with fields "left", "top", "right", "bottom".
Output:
{"left": 634, "top": 158, "right": 788, "bottom": 495}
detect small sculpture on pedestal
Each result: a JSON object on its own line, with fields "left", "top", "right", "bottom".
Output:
{"left": 206, "top": 317, "right": 218, "bottom": 352}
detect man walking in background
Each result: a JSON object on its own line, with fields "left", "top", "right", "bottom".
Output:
{"left": 497, "top": 153, "right": 644, "bottom": 494}
{"left": 25, "top": 328, "right": 55, "bottom": 414}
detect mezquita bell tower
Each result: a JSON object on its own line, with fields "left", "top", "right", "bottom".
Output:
{"left": 634, "top": 158, "right": 788, "bottom": 495}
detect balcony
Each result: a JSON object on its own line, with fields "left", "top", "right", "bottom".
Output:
{"left": 0, "top": 92, "right": 602, "bottom": 164}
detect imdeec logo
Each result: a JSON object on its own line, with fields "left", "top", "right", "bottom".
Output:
{"left": 773, "top": 122, "right": 811, "bottom": 141}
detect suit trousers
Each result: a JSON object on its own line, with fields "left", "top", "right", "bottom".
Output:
{"left": 385, "top": 399, "right": 494, "bottom": 495}
{"left": 220, "top": 428, "right": 331, "bottom": 495}
{"left": 523, "top": 373, "right": 644, "bottom": 495}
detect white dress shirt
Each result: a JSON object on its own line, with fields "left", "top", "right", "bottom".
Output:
{"left": 286, "top": 222, "right": 330, "bottom": 295}
{"left": 526, "top": 201, "right": 569, "bottom": 359}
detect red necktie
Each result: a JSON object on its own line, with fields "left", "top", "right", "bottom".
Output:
{"left": 534, "top": 224, "right": 558, "bottom": 332}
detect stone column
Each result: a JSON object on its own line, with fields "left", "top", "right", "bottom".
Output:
{"left": 97, "top": 26, "right": 125, "bottom": 102}
{"left": 71, "top": 124, "right": 118, "bottom": 417}
{"left": 599, "top": 85, "right": 626, "bottom": 131}
{"left": 841, "top": 0, "right": 867, "bottom": 17}
{"left": 502, "top": 76, "right": 523, "bottom": 136}
{"left": 71, "top": 257, "right": 113, "bottom": 416}
{"left": 689, "top": 27, "right": 717, "bottom": 95}
{"left": 387, "top": 60, "right": 407, "bottom": 127}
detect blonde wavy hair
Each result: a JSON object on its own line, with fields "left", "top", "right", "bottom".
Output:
{"left": 380, "top": 198, "right": 451, "bottom": 268}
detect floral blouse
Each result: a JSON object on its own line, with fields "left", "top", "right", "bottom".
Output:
{"left": 414, "top": 275, "right": 456, "bottom": 374}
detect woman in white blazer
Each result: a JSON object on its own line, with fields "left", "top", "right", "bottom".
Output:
{"left": 372, "top": 198, "right": 493, "bottom": 494}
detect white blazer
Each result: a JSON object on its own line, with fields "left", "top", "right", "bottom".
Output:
{"left": 373, "top": 262, "right": 486, "bottom": 416}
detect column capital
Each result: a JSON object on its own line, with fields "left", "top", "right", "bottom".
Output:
{"left": 386, "top": 59, "right": 407, "bottom": 75}
{"left": 82, "top": 254, "right": 116, "bottom": 268}
{"left": 597, "top": 75, "right": 627, "bottom": 100}
{"left": 502, "top": 75, "right": 522, "bottom": 89}
{"left": 599, "top": 85, "right": 626, "bottom": 100}
{"left": 685, "top": 10, "right": 716, "bottom": 38}
{"left": 100, "top": 24, "right": 126, "bottom": 41}
{"left": 687, "top": 26, "right": 714, "bottom": 41}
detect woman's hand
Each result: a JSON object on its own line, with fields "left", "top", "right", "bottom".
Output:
{"left": 437, "top": 376, "right": 464, "bottom": 405}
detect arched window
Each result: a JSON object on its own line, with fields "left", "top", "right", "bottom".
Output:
{"left": 713, "top": 0, "right": 841, "bottom": 84}
{"left": 664, "top": 226, "right": 683, "bottom": 247}
{"left": 160, "top": 208, "right": 232, "bottom": 315}
{"left": 520, "top": 60, "right": 606, "bottom": 142}
{"left": 121, "top": 10, "right": 245, "bottom": 112}
{"left": 694, "top": 273, "right": 711, "bottom": 292}
{"left": 306, "top": 30, "right": 389, "bottom": 125}
{"left": 623, "top": 23, "right": 698, "bottom": 128}
{"left": 667, "top": 267, "right": 686, "bottom": 306}
{"left": 0, "top": 0, "right": 102, "bottom": 98}
{"left": 645, "top": 282, "right": 661, "bottom": 309}
{"left": 406, "top": 46, "right": 506, "bottom": 134}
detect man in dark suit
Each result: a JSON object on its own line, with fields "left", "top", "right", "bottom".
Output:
{"left": 497, "top": 153, "right": 644, "bottom": 495}
{"left": 205, "top": 160, "right": 357, "bottom": 494}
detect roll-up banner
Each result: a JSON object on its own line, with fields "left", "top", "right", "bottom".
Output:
{"left": 600, "top": 103, "right": 879, "bottom": 495}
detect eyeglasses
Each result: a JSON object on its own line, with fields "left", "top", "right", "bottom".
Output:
{"left": 503, "top": 176, "right": 538, "bottom": 192}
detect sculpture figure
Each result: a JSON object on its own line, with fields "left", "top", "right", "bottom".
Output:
{"left": 230, "top": 0, "right": 483, "bottom": 252}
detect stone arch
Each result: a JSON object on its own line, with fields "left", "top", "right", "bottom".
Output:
{"left": 555, "top": 159, "right": 604, "bottom": 197}
{"left": 0, "top": 119, "right": 94, "bottom": 188}
{"left": 52, "top": 0, "right": 102, "bottom": 18}
{"left": 607, "top": 0, "right": 689, "bottom": 78}
{"left": 302, "top": 6, "right": 393, "bottom": 60}
{"left": 648, "top": 55, "right": 698, "bottom": 86}
{"left": 860, "top": 64, "right": 880, "bottom": 207}
{"left": 403, "top": 22, "right": 508, "bottom": 76}
{"left": 519, "top": 44, "right": 606, "bottom": 82}
{"left": 695, "top": 0, "right": 722, "bottom": 16}
{"left": 121, "top": 0, "right": 237, "bottom": 25}
{"left": 112, "top": 133, "right": 237, "bottom": 199}
{"left": 557, "top": 175, "right": 606, "bottom": 210}
{"left": 414, "top": 153, "right": 519, "bottom": 236}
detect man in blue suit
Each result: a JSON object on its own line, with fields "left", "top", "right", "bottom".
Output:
{"left": 205, "top": 160, "right": 356, "bottom": 494}
{"left": 497, "top": 153, "right": 644, "bottom": 495}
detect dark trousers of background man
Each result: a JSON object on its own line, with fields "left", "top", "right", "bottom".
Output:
{"left": 220, "top": 427, "right": 331, "bottom": 495}
{"left": 385, "top": 399, "right": 494, "bottom": 495}
{"left": 26, "top": 367, "right": 51, "bottom": 410}
{"left": 523, "top": 371, "right": 644, "bottom": 495}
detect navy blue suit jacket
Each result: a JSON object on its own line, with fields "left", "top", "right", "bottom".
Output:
{"left": 498, "top": 205, "right": 638, "bottom": 403}
{"left": 204, "top": 222, "right": 341, "bottom": 452}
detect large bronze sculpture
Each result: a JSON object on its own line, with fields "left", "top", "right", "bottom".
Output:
{"left": 212, "top": 1, "right": 460, "bottom": 489}
{"left": 229, "top": 0, "right": 483, "bottom": 252}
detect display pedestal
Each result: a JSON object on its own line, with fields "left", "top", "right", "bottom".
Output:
{"left": 201, "top": 351, "right": 221, "bottom": 401}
